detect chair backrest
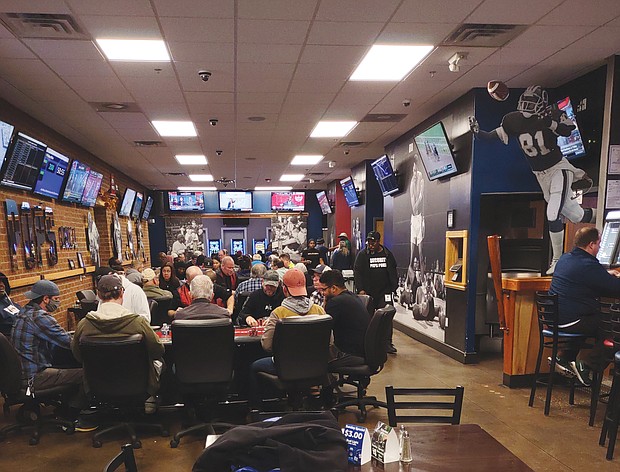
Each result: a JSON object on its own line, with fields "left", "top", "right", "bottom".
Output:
{"left": 149, "top": 298, "right": 171, "bottom": 326}
{"left": 148, "top": 299, "right": 158, "bottom": 325}
{"left": 77, "top": 289, "right": 97, "bottom": 302}
{"left": 104, "top": 444, "right": 138, "bottom": 472}
{"left": 535, "top": 291, "right": 560, "bottom": 338}
{"left": 79, "top": 334, "right": 149, "bottom": 400}
{"left": 357, "top": 294, "right": 374, "bottom": 318}
{"left": 233, "top": 291, "right": 253, "bottom": 324}
{"left": 607, "top": 305, "right": 620, "bottom": 352}
{"left": 272, "top": 315, "right": 333, "bottom": 383}
{"left": 0, "top": 332, "right": 23, "bottom": 398}
{"left": 171, "top": 319, "right": 235, "bottom": 385}
{"left": 364, "top": 306, "right": 396, "bottom": 370}
{"left": 385, "top": 385, "right": 465, "bottom": 427}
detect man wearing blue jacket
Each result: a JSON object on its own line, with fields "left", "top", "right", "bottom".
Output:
{"left": 549, "top": 227, "right": 620, "bottom": 385}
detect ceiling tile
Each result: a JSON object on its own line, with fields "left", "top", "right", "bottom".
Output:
{"left": 140, "top": 101, "right": 188, "bottom": 117}
{"left": 22, "top": 39, "right": 103, "bottom": 60}
{"left": 466, "top": 0, "right": 563, "bottom": 24}
{"left": 289, "top": 78, "right": 345, "bottom": 94}
{"left": 238, "top": 0, "right": 318, "bottom": 20}
{"left": 505, "top": 25, "right": 596, "bottom": 49}
{"left": 63, "top": 0, "right": 154, "bottom": 16}
{"left": 110, "top": 62, "right": 175, "bottom": 78}
{"left": 175, "top": 61, "right": 234, "bottom": 92}
{"left": 159, "top": 17, "right": 234, "bottom": 43}
{"left": 45, "top": 58, "right": 117, "bottom": 77}
{"left": 538, "top": 0, "right": 620, "bottom": 26}
{"left": 316, "top": 0, "right": 401, "bottom": 22}
{"left": 393, "top": 0, "right": 482, "bottom": 23}
{"left": 238, "top": 20, "right": 310, "bottom": 44}
{"left": 300, "top": 45, "right": 366, "bottom": 64}
{"left": 168, "top": 41, "right": 234, "bottom": 63}
{"left": 237, "top": 78, "right": 292, "bottom": 93}
{"left": 378, "top": 22, "right": 457, "bottom": 45}
{"left": 153, "top": 0, "right": 233, "bottom": 18}
{"left": 307, "top": 21, "right": 384, "bottom": 46}
{"left": 0, "top": 59, "right": 68, "bottom": 89}
{"left": 237, "top": 92, "right": 286, "bottom": 104}
{"left": 237, "top": 43, "right": 302, "bottom": 63}
{"left": 0, "top": 39, "right": 37, "bottom": 59}
{"left": 80, "top": 15, "right": 161, "bottom": 39}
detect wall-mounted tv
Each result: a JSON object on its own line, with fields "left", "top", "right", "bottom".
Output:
{"left": 414, "top": 122, "right": 458, "bottom": 181}
{"left": 556, "top": 96, "right": 586, "bottom": 160}
{"left": 1, "top": 133, "right": 47, "bottom": 191}
{"left": 219, "top": 191, "right": 253, "bottom": 212}
{"left": 339, "top": 176, "right": 360, "bottom": 207}
{"left": 142, "top": 195, "right": 154, "bottom": 219}
{"left": 33, "top": 147, "right": 70, "bottom": 199}
{"left": 169, "top": 191, "right": 205, "bottom": 212}
{"left": 80, "top": 170, "right": 103, "bottom": 207}
{"left": 316, "top": 190, "right": 332, "bottom": 215}
{"left": 371, "top": 154, "right": 399, "bottom": 196}
{"left": 271, "top": 191, "right": 305, "bottom": 211}
{"left": 62, "top": 160, "right": 90, "bottom": 203}
{"left": 119, "top": 188, "right": 137, "bottom": 217}
{"left": 0, "top": 119, "right": 15, "bottom": 171}
{"left": 131, "top": 192, "right": 143, "bottom": 219}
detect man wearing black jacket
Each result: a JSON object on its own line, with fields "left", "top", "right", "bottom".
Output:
{"left": 354, "top": 231, "right": 398, "bottom": 353}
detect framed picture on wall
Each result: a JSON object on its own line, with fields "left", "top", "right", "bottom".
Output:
{"left": 76, "top": 252, "right": 85, "bottom": 268}
{"left": 68, "top": 259, "right": 75, "bottom": 270}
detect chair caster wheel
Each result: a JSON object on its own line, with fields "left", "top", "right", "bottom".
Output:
{"left": 357, "top": 411, "right": 367, "bottom": 422}
{"left": 170, "top": 439, "right": 179, "bottom": 448}
{"left": 93, "top": 440, "right": 102, "bottom": 448}
{"left": 133, "top": 440, "right": 142, "bottom": 449}
{"left": 64, "top": 425, "right": 75, "bottom": 435}
{"left": 29, "top": 437, "right": 39, "bottom": 446}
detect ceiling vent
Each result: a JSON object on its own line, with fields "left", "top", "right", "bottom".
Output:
{"left": 338, "top": 141, "right": 367, "bottom": 148}
{"left": 0, "top": 12, "right": 90, "bottom": 40}
{"left": 361, "top": 113, "right": 407, "bottom": 123}
{"left": 442, "top": 23, "right": 527, "bottom": 48}
{"left": 90, "top": 102, "right": 142, "bottom": 113}
{"left": 164, "top": 172, "right": 186, "bottom": 176}
{"left": 307, "top": 172, "right": 326, "bottom": 177}
{"left": 133, "top": 140, "right": 165, "bottom": 147}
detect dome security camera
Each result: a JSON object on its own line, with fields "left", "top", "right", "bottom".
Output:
{"left": 343, "top": 149, "right": 350, "bottom": 155}
{"left": 209, "top": 119, "right": 218, "bottom": 126}
{"left": 198, "top": 70, "right": 212, "bottom": 81}
{"left": 403, "top": 99, "right": 411, "bottom": 107}
{"left": 215, "top": 150, "right": 223, "bottom": 156}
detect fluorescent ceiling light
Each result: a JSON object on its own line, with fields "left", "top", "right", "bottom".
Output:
{"left": 152, "top": 120, "right": 197, "bottom": 137}
{"left": 280, "top": 174, "right": 305, "bottom": 182}
{"left": 189, "top": 174, "right": 214, "bottom": 182}
{"left": 291, "top": 155, "right": 324, "bottom": 166}
{"left": 95, "top": 39, "right": 170, "bottom": 62}
{"left": 177, "top": 186, "right": 216, "bottom": 191}
{"left": 350, "top": 44, "right": 434, "bottom": 81}
{"left": 255, "top": 186, "right": 293, "bottom": 191}
{"left": 175, "top": 154, "right": 207, "bottom": 165}
{"left": 310, "top": 121, "right": 357, "bottom": 138}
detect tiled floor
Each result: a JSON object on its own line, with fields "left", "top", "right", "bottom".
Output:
{"left": 0, "top": 330, "right": 617, "bottom": 471}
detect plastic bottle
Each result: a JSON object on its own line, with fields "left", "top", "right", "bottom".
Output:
{"left": 161, "top": 323, "right": 170, "bottom": 339}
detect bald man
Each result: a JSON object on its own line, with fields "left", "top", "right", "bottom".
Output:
{"left": 176, "top": 265, "right": 203, "bottom": 308}
{"left": 216, "top": 256, "right": 239, "bottom": 291}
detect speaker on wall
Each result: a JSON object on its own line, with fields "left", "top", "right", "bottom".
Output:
{"left": 153, "top": 191, "right": 165, "bottom": 217}
{"left": 223, "top": 218, "right": 249, "bottom": 227}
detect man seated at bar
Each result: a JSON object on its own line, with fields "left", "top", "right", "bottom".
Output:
{"left": 72, "top": 274, "right": 164, "bottom": 413}
{"left": 549, "top": 227, "right": 620, "bottom": 385}
{"left": 174, "top": 275, "right": 230, "bottom": 321}
{"left": 239, "top": 270, "right": 285, "bottom": 327}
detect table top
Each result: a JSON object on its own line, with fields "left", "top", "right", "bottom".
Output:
{"left": 353, "top": 424, "right": 532, "bottom": 472}
{"left": 156, "top": 325, "right": 265, "bottom": 344}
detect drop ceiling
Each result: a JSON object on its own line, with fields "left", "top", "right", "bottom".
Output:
{"left": 0, "top": 0, "right": 619, "bottom": 190}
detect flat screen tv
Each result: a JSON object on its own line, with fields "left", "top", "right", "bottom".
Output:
{"left": 119, "top": 188, "right": 137, "bottom": 217}
{"left": 316, "top": 190, "right": 332, "bottom": 215}
{"left": 271, "top": 191, "right": 305, "bottom": 211}
{"left": 339, "top": 176, "right": 360, "bottom": 207}
{"left": 371, "top": 154, "right": 399, "bottom": 196}
{"left": 62, "top": 160, "right": 91, "bottom": 203}
{"left": 142, "top": 195, "right": 154, "bottom": 219}
{"left": 168, "top": 191, "right": 205, "bottom": 211}
{"left": 33, "top": 147, "right": 70, "bottom": 199}
{"left": 219, "top": 191, "right": 253, "bottom": 212}
{"left": 556, "top": 96, "right": 586, "bottom": 159}
{"left": 0, "top": 119, "right": 15, "bottom": 171}
{"left": 131, "top": 191, "right": 143, "bottom": 218}
{"left": 80, "top": 170, "right": 103, "bottom": 207}
{"left": 414, "top": 122, "right": 458, "bottom": 181}
{"left": 1, "top": 132, "right": 47, "bottom": 191}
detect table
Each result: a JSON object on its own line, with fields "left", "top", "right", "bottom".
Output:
{"left": 354, "top": 424, "right": 532, "bottom": 471}
{"left": 155, "top": 325, "right": 265, "bottom": 344}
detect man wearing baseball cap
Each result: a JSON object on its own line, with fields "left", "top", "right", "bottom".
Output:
{"left": 240, "top": 270, "right": 285, "bottom": 327}
{"left": 142, "top": 268, "right": 173, "bottom": 301}
{"left": 309, "top": 264, "right": 331, "bottom": 307}
{"left": 354, "top": 231, "right": 399, "bottom": 353}
{"left": 11, "top": 280, "right": 86, "bottom": 416}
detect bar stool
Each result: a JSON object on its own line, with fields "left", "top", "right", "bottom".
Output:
{"left": 529, "top": 291, "right": 588, "bottom": 416}
{"left": 599, "top": 351, "right": 620, "bottom": 460}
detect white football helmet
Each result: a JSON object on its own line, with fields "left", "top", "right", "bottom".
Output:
{"left": 517, "top": 85, "right": 548, "bottom": 116}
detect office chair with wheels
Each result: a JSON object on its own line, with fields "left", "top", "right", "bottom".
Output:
{"left": 329, "top": 306, "right": 395, "bottom": 421}
{"left": 385, "top": 385, "right": 465, "bottom": 426}
{"left": 79, "top": 334, "right": 168, "bottom": 448}
{"left": 148, "top": 299, "right": 158, "bottom": 325}
{"left": 600, "top": 351, "right": 620, "bottom": 460}
{"left": 233, "top": 291, "right": 253, "bottom": 326}
{"left": 103, "top": 444, "right": 138, "bottom": 472}
{"left": 0, "top": 333, "right": 75, "bottom": 445}
{"left": 169, "top": 318, "right": 235, "bottom": 448}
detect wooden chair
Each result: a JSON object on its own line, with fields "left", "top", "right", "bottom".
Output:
{"left": 385, "top": 385, "right": 464, "bottom": 426}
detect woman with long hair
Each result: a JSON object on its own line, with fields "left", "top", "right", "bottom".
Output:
{"left": 159, "top": 262, "right": 181, "bottom": 292}
{"left": 331, "top": 240, "right": 352, "bottom": 270}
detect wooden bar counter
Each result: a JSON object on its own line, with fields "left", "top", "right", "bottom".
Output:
{"left": 500, "top": 273, "right": 551, "bottom": 387}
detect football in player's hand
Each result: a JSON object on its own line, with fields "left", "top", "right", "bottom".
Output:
{"left": 487, "top": 80, "right": 510, "bottom": 101}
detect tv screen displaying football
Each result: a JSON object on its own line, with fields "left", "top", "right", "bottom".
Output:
{"left": 371, "top": 154, "right": 399, "bottom": 196}
{"left": 414, "top": 122, "right": 457, "bottom": 181}
{"left": 33, "top": 147, "right": 70, "bottom": 199}
{"left": 169, "top": 191, "right": 205, "bottom": 211}
{"left": 271, "top": 192, "right": 305, "bottom": 211}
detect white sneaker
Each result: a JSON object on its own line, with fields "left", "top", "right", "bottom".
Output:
{"left": 546, "top": 259, "right": 559, "bottom": 275}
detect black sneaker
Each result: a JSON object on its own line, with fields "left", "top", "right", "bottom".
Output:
{"left": 547, "top": 356, "right": 575, "bottom": 378}
{"left": 387, "top": 343, "right": 397, "bottom": 354}
{"left": 570, "top": 360, "right": 592, "bottom": 387}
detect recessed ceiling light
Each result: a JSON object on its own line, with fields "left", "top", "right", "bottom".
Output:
{"left": 255, "top": 186, "right": 293, "bottom": 191}
{"left": 175, "top": 154, "right": 207, "bottom": 165}
{"left": 291, "top": 155, "right": 324, "bottom": 166}
{"left": 177, "top": 186, "right": 216, "bottom": 191}
{"left": 280, "top": 174, "right": 305, "bottom": 182}
{"left": 248, "top": 116, "right": 266, "bottom": 122}
{"left": 189, "top": 174, "right": 214, "bottom": 181}
{"left": 350, "top": 44, "right": 434, "bottom": 81}
{"left": 102, "top": 103, "right": 128, "bottom": 110}
{"left": 152, "top": 120, "right": 197, "bottom": 137}
{"left": 95, "top": 39, "right": 170, "bottom": 62}
{"left": 310, "top": 121, "right": 357, "bottom": 138}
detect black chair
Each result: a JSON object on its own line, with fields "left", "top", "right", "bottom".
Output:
{"left": 385, "top": 385, "right": 465, "bottom": 426}
{"left": 77, "top": 289, "right": 99, "bottom": 313}
{"left": 330, "top": 306, "right": 396, "bottom": 421}
{"left": 0, "top": 333, "right": 75, "bottom": 445}
{"left": 357, "top": 294, "right": 375, "bottom": 318}
{"left": 104, "top": 444, "right": 138, "bottom": 472}
{"left": 529, "top": 291, "right": 588, "bottom": 416}
{"left": 169, "top": 319, "right": 235, "bottom": 448}
{"left": 148, "top": 299, "right": 158, "bottom": 325}
{"left": 233, "top": 291, "right": 253, "bottom": 326}
{"left": 600, "top": 351, "right": 620, "bottom": 460}
{"left": 149, "top": 297, "right": 171, "bottom": 327}
{"left": 79, "top": 334, "right": 168, "bottom": 448}
{"left": 256, "top": 315, "right": 333, "bottom": 410}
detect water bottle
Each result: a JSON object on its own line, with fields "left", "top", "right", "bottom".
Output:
{"left": 161, "top": 323, "right": 170, "bottom": 338}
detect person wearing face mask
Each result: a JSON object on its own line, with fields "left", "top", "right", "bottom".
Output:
{"left": 0, "top": 271, "right": 21, "bottom": 337}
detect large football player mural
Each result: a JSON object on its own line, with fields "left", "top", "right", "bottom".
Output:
{"left": 469, "top": 85, "right": 595, "bottom": 274}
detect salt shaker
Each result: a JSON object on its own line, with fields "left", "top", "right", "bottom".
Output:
{"left": 400, "top": 430, "right": 412, "bottom": 463}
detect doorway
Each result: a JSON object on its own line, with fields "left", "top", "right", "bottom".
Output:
{"left": 221, "top": 228, "right": 247, "bottom": 254}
